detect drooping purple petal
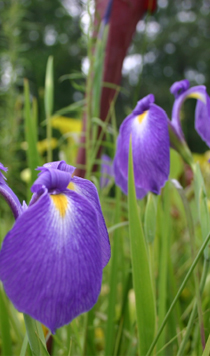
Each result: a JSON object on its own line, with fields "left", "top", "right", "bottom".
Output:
{"left": 69, "top": 176, "right": 110, "bottom": 268}
{"left": 32, "top": 169, "right": 72, "bottom": 193}
{"left": 195, "top": 94, "right": 210, "bottom": 146}
{"left": 114, "top": 96, "right": 170, "bottom": 199}
{"left": 170, "top": 80, "right": 210, "bottom": 146}
{"left": 0, "top": 163, "right": 22, "bottom": 219}
{"left": 0, "top": 163, "right": 8, "bottom": 183}
{"left": 170, "top": 79, "right": 190, "bottom": 99}
{"left": 38, "top": 161, "right": 76, "bottom": 175}
{"left": 132, "top": 94, "right": 155, "bottom": 116}
{"left": 0, "top": 188, "right": 103, "bottom": 333}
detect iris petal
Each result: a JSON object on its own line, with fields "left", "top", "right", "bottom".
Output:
{"left": 39, "top": 160, "right": 76, "bottom": 174}
{"left": 170, "top": 79, "right": 190, "bottom": 98}
{"left": 0, "top": 188, "right": 103, "bottom": 333}
{"left": 114, "top": 99, "right": 170, "bottom": 199}
{"left": 32, "top": 169, "right": 72, "bottom": 193}
{"left": 70, "top": 176, "right": 111, "bottom": 267}
{"left": 195, "top": 94, "right": 210, "bottom": 147}
{"left": 171, "top": 80, "right": 210, "bottom": 147}
{"left": 113, "top": 152, "right": 147, "bottom": 199}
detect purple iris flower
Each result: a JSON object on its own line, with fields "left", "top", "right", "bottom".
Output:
{"left": 113, "top": 94, "right": 170, "bottom": 199}
{"left": 0, "top": 161, "right": 110, "bottom": 333}
{"left": 170, "top": 79, "right": 210, "bottom": 146}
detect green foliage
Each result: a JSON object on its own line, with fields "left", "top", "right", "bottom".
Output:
{"left": 1, "top": 2, "right": 210, "bottom": 356}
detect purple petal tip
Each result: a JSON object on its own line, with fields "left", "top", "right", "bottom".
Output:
{"left": 170, "top": 79, "right": 190, "bottom": 98}
{"left": 0, "top": 163, "right": 8, "bottom": 173}
{"left": 133, "top": 94, "right": 155, "bottom": 115}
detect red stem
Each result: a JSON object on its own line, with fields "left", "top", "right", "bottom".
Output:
{"left": 75, "top": 0, "right": 157, "bottom": 178}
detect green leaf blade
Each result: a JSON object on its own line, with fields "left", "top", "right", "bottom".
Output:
{"left": 44, "top": 56, "right": 54, "bottom": 119}
{"left": 128, "top": 138, "right": 156, "bottom": 355}
{"left": 24, "top": 79, "right": 41, "bottom": 186}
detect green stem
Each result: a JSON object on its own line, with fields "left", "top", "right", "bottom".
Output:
{"left": 175, "top": 183, "right": 205, "bottom": 349}
{"left": 24, "top": 314, "right": 48, "bottom": 356}
{"left": 20, "top": 334, "right": 28, "bottom": 356}
{"left": 157, "top": 185, "right": 170, "bottom": 355}
{"left": 0, "top": 286, "right": 12, "bottom": 356}
{"left": 47, "top": 114, "right": 52, "bottom": 163}
{"left": 202, "top": 332, "right": 210, "bottom": 356}
{"left": 105, "top": 187, "right": 121, "bottom": 356}
{"left": 146, "top": 232, "right": 210, "bottom": 356}
{"left": 177, "top": 258, "right": 210, "bottom": 356}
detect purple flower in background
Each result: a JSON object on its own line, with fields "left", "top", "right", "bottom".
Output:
{"left": 170, "top": 79, "right": 210, "bottom": 146}
{"left": 100, "top": 154, "right": 113, "bottom": 189}
{"left": 113, "top": 94, "right": 170, "bottom": 199}
{"left": 0, "top": 161, "right": 110, "bottom": 333}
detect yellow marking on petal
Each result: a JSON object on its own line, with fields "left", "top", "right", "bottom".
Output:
{"left": 137, "top": 110, "right": 148, "bottom": 124}
{"left": 67, "top": 182, "right": 75, "bottom": 191}
{"left": 187, "top": 92, "right": 206, "bottom": 103}
{"left": 51, "top": 194, "right": 68, "bottom": 217}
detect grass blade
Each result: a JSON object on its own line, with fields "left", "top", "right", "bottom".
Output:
{"left": 24, "top": 79, "right": 41, "bottom": 186}
{"left": 128, "top": 138, "right": 156, "bottom": 355}
{"left": 44, "top": 56, "right": 54, "bottom": 162}
{"left": 105, "top": 187, "right": 121, "bottom": 356}
{"left": 157, "top": 183, "right": 170, "bottom": 355}
{"left": 202, "top": 333, "right": 210, "bottom": 356}
{"left": 24, "top": 314, "right": 49, "bottom": 356}
{"left": 0, "top": 286, "right": 12, "bottom": 356}
{"left": 20, "top": 334, "right": 28, "bottom": 356}
{"left": 144, "top": 193, "right": 157, "bottom": 244}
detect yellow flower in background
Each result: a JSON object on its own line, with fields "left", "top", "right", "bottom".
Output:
{"left": 193, "top": 150, "right": 210, "bottom": 165}
{"left": 37, "top": 138, "right": 58, "bottom": 154}
{"left": 193, "top": 151, "right": 210, "bottom": 195}
{"left": 193, "top": 151, "right": 210, "bottom": 174}
{"left": 51, "top": 116, "right": 82, "bottom": 164}
{"left": 21, "top": 138, "right": 58, "bottom": 154}
{"left": 51, "top": 116, "right": 82, "bottom": 136}
{"left": 20, "top": 168, "right": 31, "bottom": 183}
{"left": 21, "top": 116, "right": 82, "bottom": 166}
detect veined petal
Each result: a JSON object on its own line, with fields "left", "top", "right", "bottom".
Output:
{"left": 68, "top": 176, "right": 110, "bottom": 268}
{"left": 114, "top": 99, "right": 170, "bottom": 197}
{"left": 0, "top": 188, "right": 103, "bottom": 333}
